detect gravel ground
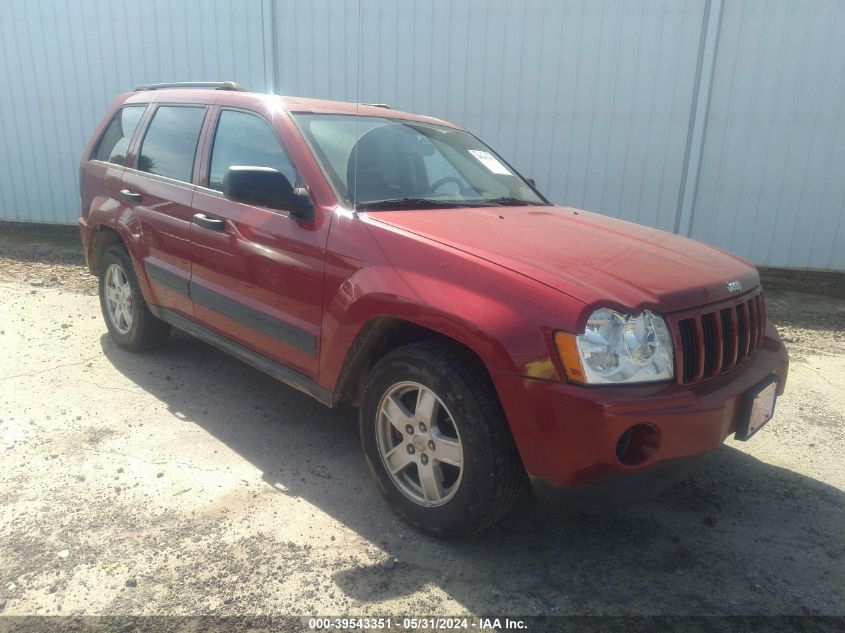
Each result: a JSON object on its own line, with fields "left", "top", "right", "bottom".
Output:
{"left": 0, "top": 225, "right": 843, "bottom": 617}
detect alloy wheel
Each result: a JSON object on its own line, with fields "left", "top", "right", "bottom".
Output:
{"left": 376, "top": 381, "right": 464, "bottom": 507}
{"left": 104, "top": 263, "right": 133, "bottom": 334}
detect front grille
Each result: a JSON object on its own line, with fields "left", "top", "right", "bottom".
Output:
{"left": 675, "top": 290, "right": 766, "bottom": 384}
{"left": 719, "top": 308, "right": 734, "bottom": 371}
{"left": 679, "top": 319, "right": 696, "bottom": 381}
{"left": 701, "top": 313, "right": 717, "bottom": 376}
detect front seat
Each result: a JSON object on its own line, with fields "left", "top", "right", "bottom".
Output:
{"left": 346, "top": 124, "right": 425, "bottom": 204}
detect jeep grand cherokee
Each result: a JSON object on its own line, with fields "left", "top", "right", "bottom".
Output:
{"left": 79, "top": 82, "right": 789, "bottom": 536}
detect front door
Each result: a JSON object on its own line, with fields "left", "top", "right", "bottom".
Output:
{"left": 189, "top": 107, "right": 325, "bottom": 377}
{"left": 123, "top": 104, "right": 208, "bottom": 317}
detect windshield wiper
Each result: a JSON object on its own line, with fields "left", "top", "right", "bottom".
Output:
{"left": 355, "top": 197, "right": 467, "bottom": 210}
{"left": 478, "top": 197, "right": 545, "bottom": 207}
{"left": 355, "top": 196, "right": 547, "bottom": 210}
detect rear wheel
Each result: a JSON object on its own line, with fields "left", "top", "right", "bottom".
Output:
{"left": 98, "top": 245, "right": 170, "bottom": 351}
{"left": 360, "top": 341, "right": 527, "bottom": 537}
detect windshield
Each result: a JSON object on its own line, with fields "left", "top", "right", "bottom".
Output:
{"left": 290, "top": 113, "right": 547, "bottom": 210}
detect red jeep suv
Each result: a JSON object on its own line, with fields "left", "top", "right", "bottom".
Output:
{"left": 79, "top": 82, "right": 788, "bottom": 536}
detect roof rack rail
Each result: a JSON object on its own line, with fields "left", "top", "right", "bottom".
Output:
{"left": 133, "top": 81, "right": 244, "bottom": 92}
{"left": 362, "top": 103, "right": 392, "bottom": 109}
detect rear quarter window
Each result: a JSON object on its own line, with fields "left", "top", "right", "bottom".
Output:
{"left": 91, "top": 106, "right": 145, "bottom": 165}
{"left": 138, "top": 106, "right": 207, "bottom": 182}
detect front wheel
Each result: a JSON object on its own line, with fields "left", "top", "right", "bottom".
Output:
{"left": 359, "top": 341, "right": 527, "bottom": 537}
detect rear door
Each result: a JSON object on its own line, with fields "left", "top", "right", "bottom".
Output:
{"left": 121, "top": 104, "right": 209, "bottom": 317}
{"left": 189, "top": 107, "right": 325, "bottom": 377}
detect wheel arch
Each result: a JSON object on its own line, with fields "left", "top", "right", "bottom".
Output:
{"left": 87, "top": 219, "right": 156, "bottom": 304}
{"left": 333, "top": 316, "right": 493, "bottom": 409}
{"left": 88, "top": 224, "right": 125, "bottom": 275}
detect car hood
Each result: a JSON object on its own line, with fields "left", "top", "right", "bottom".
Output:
{"left": 365, "top": 205, "right": 759, "bottom": 314}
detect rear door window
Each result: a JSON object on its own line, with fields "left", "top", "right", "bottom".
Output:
{"left": 138, "top": 106, "right": 207, "bottom": 182}
{"left": 91, "top": 106, "right": 145, "bottom": 165}
{"left": 208, "top": 109, "right": 297, "bottom": 191}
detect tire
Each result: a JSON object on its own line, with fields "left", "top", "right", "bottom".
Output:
{"left": 359, "top": 341, "right": 528, "bottom": 537}
{"left": 98, "top": 244, "right": 170, "bottom": 352}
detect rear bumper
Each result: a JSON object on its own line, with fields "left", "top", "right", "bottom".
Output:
{"left": 491, "top": 324, "right": 789, "bottom": 487}
{"left": 78, "top": 216, "right": 93, "bottom": 272}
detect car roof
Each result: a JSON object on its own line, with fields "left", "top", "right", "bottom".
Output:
{"left": 119, "top": 88, "right": 460, "bottom": 129}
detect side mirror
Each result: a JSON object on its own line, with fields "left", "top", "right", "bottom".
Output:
{"left": 526, "top": 177, "right": 536, "bottom": 188}
{"left": 223, "top": 166, "right": 313, "bottom": 217}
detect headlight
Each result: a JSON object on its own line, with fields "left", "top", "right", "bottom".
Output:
{"left": 555, "top": 309, "right": 674, "bottom": 384}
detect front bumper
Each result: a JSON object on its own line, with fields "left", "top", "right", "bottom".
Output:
{"left": 531, "top": 452, "right": 714, "bottom": 512}
{"left": 491, "top": 324, "right": 789, "bottom": 487}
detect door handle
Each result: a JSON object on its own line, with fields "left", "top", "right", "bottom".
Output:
{"left": 120, "top": 189, "right": 142, "bottom": 202}
{"left": 193, "top": 213, "right": 226, "bottom": 232}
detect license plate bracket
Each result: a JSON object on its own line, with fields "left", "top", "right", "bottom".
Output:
{"left": 736, "top": 375, "right": 779, "bottom": 441}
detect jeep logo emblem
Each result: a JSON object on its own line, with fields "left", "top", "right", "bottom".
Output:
{"left": 726, "top": 280, "right": 743, "bottom": 293}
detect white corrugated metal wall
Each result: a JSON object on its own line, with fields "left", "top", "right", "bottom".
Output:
{"left": 0, "top": 0, "right": 268, "bottom": 226}
{"left": 689, "top": 0, "right": 845, "bottom": 270}
{"left": 0, "top": 0, "right": 843, "bottom": 270}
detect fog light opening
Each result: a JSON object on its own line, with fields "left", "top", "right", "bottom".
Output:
{"left": 616, "top": 423, "right": 661, "bottom": 466}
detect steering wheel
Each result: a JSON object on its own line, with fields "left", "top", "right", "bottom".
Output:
{"left": 429, "top": 176, "right": 467, "bottom": 196}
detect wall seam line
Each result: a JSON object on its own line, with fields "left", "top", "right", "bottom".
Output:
{"left": 674, "top": 0, "right": 724, "bottom": 236}
{"left": 262, "top": 0, "right": 278, "bottom": 94}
